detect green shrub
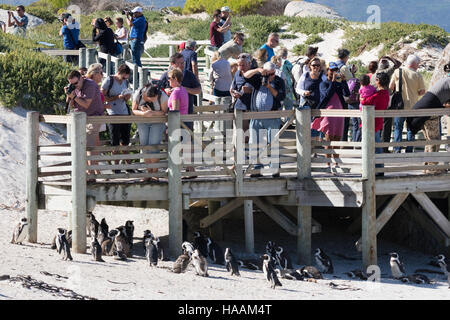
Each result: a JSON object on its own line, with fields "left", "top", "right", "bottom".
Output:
{"left": 183, "top": 0, "right": 265, "bottom": 15}
{"left": 305, "top": 34, "right": 323, "bottom": 45}
{"left": 280, "top": 33, "right": 297, "bottom": 39}
{"left": 292, "top": 44, "right": 307, "bottom": 56}
{"left": 168, "top": 6, "right": 184, "bottom": 15}
{"left": 0, "top": 33, "right": 72, "bottom": 113}
{"left": 288, "top": 17, "right": 341, "bottom": 35}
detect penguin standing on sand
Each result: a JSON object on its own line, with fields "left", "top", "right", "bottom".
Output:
{"left": 224, "top": 248, "right": 240, "bottom": 276}
{"left": 262, "top": 254, "right": 282, "bottom": 289}
{"left": 182, "top": 241, "right": 195, "bottom": 257}
{"left": 102, "top": 229, "right": 117, "bottom": 255}
{"left": 87, "top": 212, "right": 99, "bottom": 238}
{"left": 389, "top": 252, "right": 406, "bottom": 279}
{"left": 192, "top": 249, "right": 209, "bottom": 277}
{"left": 143, "top": 230, "right": 154, "bottom": 250}
{"left": 113, "top": 226, "right": 130, "bottom": 260}
{"left": 57, "top": 228, "right": 73, "bottom": 261}
{"left": 91, "top": 237, "right": 104, "bottom": 262}
{"left": 265, "top": 241, "right": 276, "bottom": 257}
{"left": 206, "top": 237, "right": 224, "bottom": 265}
{"left": 275, "top": 246, "right": 293, "bottom": 270}
{"left": 97, "top": 218, "right": 109, "bottom": 244}
{"left": 300, "top": 266, "right": 323, "bottom": 279}
{"left": 193, "top": 231, "right": 209, "bottom": 258}
{"left": 145, "top": 238, "right": 158, "bottom": 267}
{"left": 173, "top": 253, "right": 191, "bottom": 274}
{"left": 153, "top": 237, "right": 166, "bottom": 261}
{"left": 124, "top": 220, "right": 134, "bottom": 250}
{"left": 436, "top": 254, "right": 450, "bottom": 288}
{"left": 11, "top": 217, "right": 28, "bottom": 244}
{"left": 314, "top": 248, "right": 334, "bottom": 274}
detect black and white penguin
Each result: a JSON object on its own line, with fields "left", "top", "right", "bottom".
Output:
{"left": 435, "top": 254, "right": 450, "bottom": 288}
{"left": 237, "top": 258, "right": 263, "bottom": 271}
{"left": 101, "top": 229, "right": 117, "bottom": 256}
{"left": 265, "top": 241, "right": 277, "bottom": 257}
{"left": 145, "top": 238, "right": 158, "bottom": 267}
{"left": 275, "top": 246, "right": 293, "bottom": 270}
{"left": 389, "top": 252, "right": 406, "bottom": 279}
{"left": 192, "top": 249, "right": 209, "bottom": 277}
{"left": 262, "top": 254, "right": 282, "bottom": 289}
{"left": 113, "top": 226, "right": 130, "bottom": 259}
{"left": 153, "top": 237, "right": 167, "bottom": 261}
{"left": 56, "top": 228, "right": 73, "bottom": 261}
{"left": 97, "top": 224, "right": 109, "bottom": 245}
{"left": 173, "top": 253, "right": 191, "bottom": 273}
{"left": 206, "top": 237, "right": 224, "bottom": 265}
{"left": 400, "top": 273, "right": 431, "bottom": 284}
{"left": 91, "top": 237, "right": 104, "bottom": 262}
{"left": 143, "top": 230, "right": 154, "bottom": 250}
{"left": 11, "top": 217, "right": 28, "bottom": 244}
{"left": 193, "top": 231, "right": 209, "bottom": 258}
{"left": 300, "top": 266, "right": 323, "bottom": 279}
{"left": 275, "top": 268, "right": 304, "bottom": 281}
{"left": 224, "top": 248, "right": 240, "bottom": 276}
{"left": 182, "top": 241, "right": 195, "bottom": 257}
{"left": 87, "top": 212, "right": 99, "bottom": 238}
{"left": 124, "top": 220, "right": 134, "bottom": 249}
{"left": 314, "top": 248, "right": 334, "bottom": 274}
{"left": 100, "top": 218, "right": 109, "bottom": 234}
{"left": 345, "top": 269, "right": 368, "bottom": 280}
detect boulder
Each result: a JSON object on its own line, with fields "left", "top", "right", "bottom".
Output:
{"left": 258, "top": 0, "right": 292, "bottom": 16}
{"left": 430, "top": 43, "right": 450, "bottom": 86}
{"left": 284, "top": 1, "right": 342, "bottom": 19}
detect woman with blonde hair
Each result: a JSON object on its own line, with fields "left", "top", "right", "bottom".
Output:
{"left": 254, "top": 48, "right": 268, "bottom": 68}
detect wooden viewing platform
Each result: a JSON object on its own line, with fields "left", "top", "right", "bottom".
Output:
{"left": 26, "top": 106, "right": 450, "bottom": 268}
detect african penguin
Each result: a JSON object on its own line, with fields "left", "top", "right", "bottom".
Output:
{"left": 314, "top": 248, "right": 334, "bottom": 274}
{"left": 224, "top": 248, "right": 240, "bottom": 276}
{"left": 143, "top": 230, "right": 154, "bottom": 250}
{"left": 400, "top": 273, "right": 431, "bottom": 284}
{"left": 262, "top": 254, "right": 282, "bottom": 289}
{"left": 436, "top": 254, "right": 450, "bottom": 288}
{"left": 345, "top": 269, "right": 368, "bottom": 280}
{"left": 275, "top": 268, "right": 304, "bottom": 281}
{"left": 101, "top": 229, "right": 118, "bottom": 256}
{"left": 100, "top": 218, "right": 109, "bottom": 234}
{"left": 56, "top": 228, "right": 73, "bottom": 261}
{"left": 265, "top": 241, "right": 277, "bottom": 257}
{"left": 91, "top": 237, "right": 104, "bottom": 262}
{"left": 275, "top": 246, "right": 293, "bottom": 270}
{"left": 193, "top": 231, "right": 209, "bottom": 258}
{"left": 124, "top": 220, "right": 134, "bottom": 250}
{"left": 145, "top": 238, "right": 158, "bottom": 267}
{"left": 173, "top": 253, "right": 191, "bottom": 274}
{"left": 87, "top": 212, "right": 99, "bottom": 238}
{"left": 206, "top": 237, "right": 224, "bottom": 265}
{"left": 97, "top": 225, "right": 109, "bottom": 245}
{"left": 153, "top": 237, "right": 166, "bottom": 261}
{"left": 11, "top": 217, "right": 28, "bottom": 244}
{"left": 389, "top": 252, "right": 406, "bottom": 279}
{"left": 237, "top": 258, "right": 263, "bottom": 271}
{"left": 182, "top": 241, "right": 195, "bottom": 257}
{"left": 113, "top": 226, "right": 130, "bottom": 259}
{"left": 192, "top": 249, "right": 209, "bottom": 277}
{"left": 300, "top": 266, "right": 323, "bottom": 279}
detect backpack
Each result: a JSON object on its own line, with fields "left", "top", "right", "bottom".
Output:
{"left": 345, "top": 78, "right": 361, "bottom": 105}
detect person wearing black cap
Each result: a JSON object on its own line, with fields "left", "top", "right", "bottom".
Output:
{"left": 59, "top": 13, "right": 80, "bottom": 64}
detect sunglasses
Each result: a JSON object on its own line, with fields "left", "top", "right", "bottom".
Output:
{"left": 311, "top": 64, "right": 321, "bottom": 67}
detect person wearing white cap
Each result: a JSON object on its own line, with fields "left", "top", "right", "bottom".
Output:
{"left": 126, "top": 6, "right": 148, "bottom": 67}
{"left": 219, "top": 6, "right": 232, "bottom": 43}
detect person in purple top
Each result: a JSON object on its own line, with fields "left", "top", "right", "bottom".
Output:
{"left": 209, "top": 9, "right": 230, "bottom": 49}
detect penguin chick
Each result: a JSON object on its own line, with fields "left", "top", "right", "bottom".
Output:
{"left": 11, "top": 217, "right": 28, "bottom": 244}
{"left": 145, "top": 238, "right": 158, "bottom": 267}
{"left": 314, "top": 248, "right": 334, "bottom": 274}
{"left": 206, "top": 237, "right": 224, "bottom": 265}
{"left": 400, "top": 273, "right": 431, "bottom": 284}
{"left": 300, "top": 266, "right": 323, "bottom": 279}
{"left": 173, "top": 253, "right": 191, "bottom": 273}
{"left": 262, "top": 254, "right": 282, "bottom": 289}
{"left": 102, "top": 229, "right": 118, "bottom": 256}
{"left": 224, "top": 248, "right": 240, "bottom": 276}
{"left": 91, "top": 237, "right": 104, "bottom": 262}
{"left": 389, "top": 252, "right": 406, "bottom": 279}
{"left": 192, "top": 249, "right": 209, "bottom": 277}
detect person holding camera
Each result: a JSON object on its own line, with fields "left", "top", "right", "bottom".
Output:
{"left": 126, "top": 6, "right": 148, "bottom": 67}
{"left": 92, "top": 18, "right": 115, "bottom": 70}
{"left": 7, "top": 5, "right": 28, "bottom": 36}
{"left": 243, "top": 62, "right": 286, "bottom": 177}
{"left": 59, "top": 13, "right": 80, "bottom": 65}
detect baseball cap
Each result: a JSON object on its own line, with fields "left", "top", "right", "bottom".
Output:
{"left": 131, "top": 6, "right": 143, "bottom": 13}
{"left": 179, "top": 42, "right": 186, "bottom": 50}
{"left": 221, "top": 6, "right": 231, "bottom": 12}
{"left": 186, "top": 39, "right": 197, "bottom": 49}
{"left": 328, "top": 62, "right": 339, "bottom": 70}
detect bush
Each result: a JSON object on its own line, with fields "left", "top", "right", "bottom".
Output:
{"left": 305, "top": 34, "right": 323, "bottom": 45}
{"left": 0, "top": 33, "right": 72, "bottom": 113}
{"left": 292, "top": 44, "right": 307, "bottom": 56}
{"left": 183, "top": 0, "right": 266, "bottom": 15}
{"left": 288, "top": 17, "right": 341, "bottom": 35}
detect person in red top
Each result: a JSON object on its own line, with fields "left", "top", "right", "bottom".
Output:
{"left": 209, "top": 9, "right": 230, "bottom": 48}
{"left": 361, "top": 72, "right": 390, "bottom": 174}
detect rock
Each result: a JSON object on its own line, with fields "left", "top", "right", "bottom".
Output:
{"left": 0, "top": 9, "right": 44, "bottom": 30}
{"left": 258, "top": 0, "right": 292, "bottom": 16}
{"left": 430, "top": 43, "right": 450, "bottom": 86}
{"left": 284, "top": 1, "right": 342, "bottom": 19}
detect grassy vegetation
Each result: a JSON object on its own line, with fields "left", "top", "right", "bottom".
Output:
{"left": 183, "top": 0, "right": 265, "bottom": 15}
{"left": 304, "top": 34, "right": 324, "bottom": 45}
{"left": 288, "top": 16, "right": 343, "bottom": 35}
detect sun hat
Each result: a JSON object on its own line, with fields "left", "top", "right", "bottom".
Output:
{"left": 131, "top": 6, "right": 143, "bottom": 13}
{"left": 221, "top": 6, "right": 231, "bottom": 12}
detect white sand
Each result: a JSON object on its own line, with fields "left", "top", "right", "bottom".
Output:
{"left": 0, "top": 106, "right": 449, "bottom": 300}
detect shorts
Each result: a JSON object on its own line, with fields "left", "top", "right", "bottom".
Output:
{"left": 108, "top": 123, "right": 131, "bottom": 146}
{"left": 86, "top": 123, "right": 101, "bottom": 147}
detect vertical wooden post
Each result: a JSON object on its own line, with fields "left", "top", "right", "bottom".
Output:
{"left": 168, "top": 110, "right": 183, "bottom": 258}
{"left": 71, "top": 112, "right": 87, "bottom": 253}
{"left": 139, "top": 67, "right": 149, "bottom": 88}
{"left": 26, "top": 111, "right": 39, "bottom": 243}
{"left": 169, "top": 45, "right": 174, "bottom": 57}
{"left": 87, "top": 48, "right": 96, "bottom": 66}
{"left": 105, "top": 54, "right": 112, "bottom": 76}
{"left": 66, "top": 121, "right": 72, "bottom": 231}
{"left": 132, "top": 63, "right": 139, "bottom": 91}
{"left": 361, "top": 105, "right": 377, "bottom": 269}
{"left": 78, "top": 47, "right": 86, "bottom": 68}
{"left": 244, "top": 199, "right": 254, "bottom": 253}
{"left": 296, "top": 107, "right": 312, "bottom": 265}
{"left": 234, "top": 109, "right": 243, "bottom": 197}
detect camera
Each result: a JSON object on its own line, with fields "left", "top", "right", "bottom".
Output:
{"left": 65, "top": 83, "right": 76, "bottom": 95}
{"left": 121, "top": 9, "right": 132, "bottom": 16}
{"left": 261, "top": 75, "right": 270, "bottom": 86}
